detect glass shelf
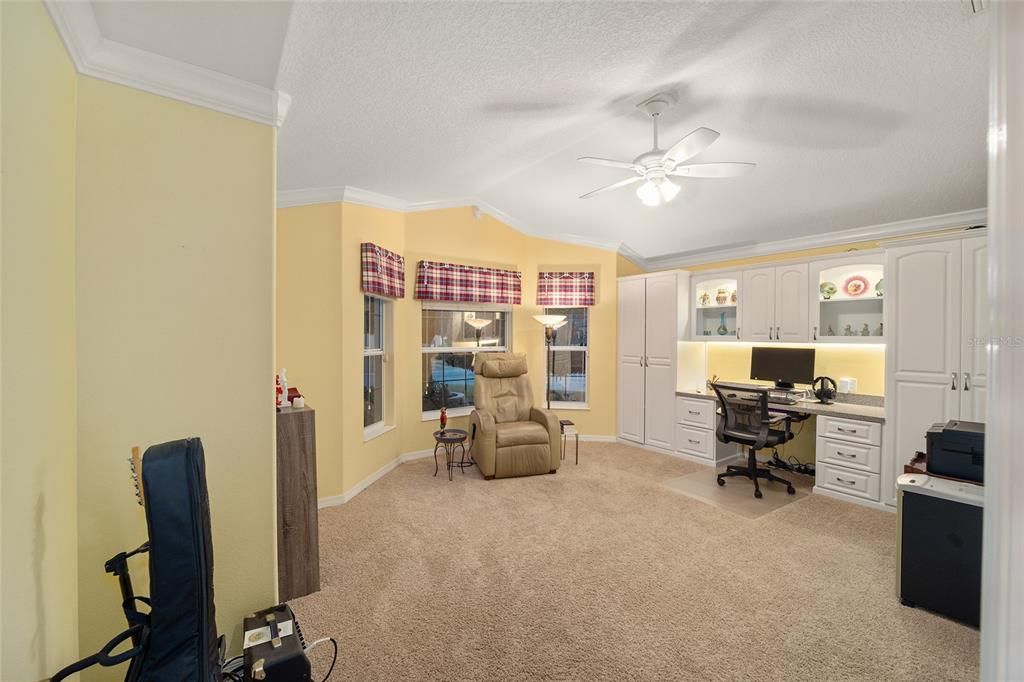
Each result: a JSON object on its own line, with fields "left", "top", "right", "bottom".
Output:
{"left": 816, "top": 263, "right": 884, "bottom": 340}
{"left": 693, "top": 276, "right": 739, "bottom": 340}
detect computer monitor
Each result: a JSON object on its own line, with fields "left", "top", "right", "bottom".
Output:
{"left": 750, "top": 347, "right": 816, "bottom": 390}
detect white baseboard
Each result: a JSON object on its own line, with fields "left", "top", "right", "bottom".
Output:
{"left": 614, "top": 438, "right": 744, "bottom": 468}
{"left": 579, "top": 435, "right": 617, "bottom": 443}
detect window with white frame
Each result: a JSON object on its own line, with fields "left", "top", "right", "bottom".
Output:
{"left": 545, "top": 307, "right": 588, "bottom": 407}
{"left": 421, "top": 304, "right": 510, "bottom": 416}
{"left": 363, "top": 295, "right": 387, "bottom": 429}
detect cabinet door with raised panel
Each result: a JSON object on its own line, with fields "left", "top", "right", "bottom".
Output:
{"left": 644, "top": 363, "right": 677, "bottom": 450}
{"left": 617, "top": 278, "right": 647, "bottom": 442}
{"left": 884, "top": 241, "right": 962, "bottom": 504}
{"left": 960, "top": 236, "right": 989, "bottom": 422}
{"left": 644, "top": 273, "right": 678, "bottom": 365}
{"left": 618, "top": 278, "right": 646, "bottom": 364}
{"left": 774, "top": 263, "right": 810, "bottom": 342}
{"left": 740, "top": 267, "right": 775, "bottom": 342}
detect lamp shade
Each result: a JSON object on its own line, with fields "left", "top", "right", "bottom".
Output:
{"left": 465, "top": 318, "right": 493, "bottom": 330}
{"left": 533, "top": 314, "right": 567, "bottom": 327}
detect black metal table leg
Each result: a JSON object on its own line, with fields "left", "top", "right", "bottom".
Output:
{"left": 433, "top": 442, "right": 441, "bottom": 477}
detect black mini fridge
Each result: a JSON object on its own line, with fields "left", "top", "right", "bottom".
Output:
{"left": 897, "top": 473, "right": 983, "bottom": 627}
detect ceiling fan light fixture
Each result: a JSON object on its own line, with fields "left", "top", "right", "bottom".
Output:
{"left": 659, "top": 179, "right": 681, "bottom": 203}
{"left": 636, "top": 180, "right": 662, "bottom": 207}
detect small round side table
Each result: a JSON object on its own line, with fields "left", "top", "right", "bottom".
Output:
{"left": 433, "top": 429, "right": 470, "bottom": 481}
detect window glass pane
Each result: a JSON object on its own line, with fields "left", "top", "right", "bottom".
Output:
{"left": 421, "top": 352, "right": 475, "bottom": 411}
{"left": 546, "top": 307, "right": 587, "bottom": 347}
{"left": 364, "top": 296, "right": 384, "bottom": 351}
{"left": 364, "top": 355, "right": 383, "bottom": 426}
{"left": 422, "top": 310, "right": 506, "bottom": 349}
{"left": 548, "top": 349, "right": 587, "bottom": 403}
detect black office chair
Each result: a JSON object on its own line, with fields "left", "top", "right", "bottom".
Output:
{"left": 711, "top": 382, "right": 796, "bottom": 499}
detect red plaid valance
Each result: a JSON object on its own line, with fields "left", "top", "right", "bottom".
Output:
{"left": 536, "top": 271, "right": 596, "bottom": 306}
{"left": 361, "top": 243, "right": 405, "bottom": 298}
{"left": 415, "top": 260, "right": 522, "bottom": 305}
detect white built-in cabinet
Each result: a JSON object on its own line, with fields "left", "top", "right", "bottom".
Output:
{"left": 739, "top": 264, "right": 810, "bottom": 343}
{"left": 882, "top": 234, "right": 988, "bottom": 505}
{"left": 808, "top": 255, "right": 885, "bottom": 343}
{"left": 617, "top": 271, "right": 689, "bottom": 450}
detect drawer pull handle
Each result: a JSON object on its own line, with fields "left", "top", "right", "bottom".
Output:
{"left": 836, "top": 427, "right": 857, "bottom": 434}
{"left": 836, "top": 477, "right": 856, "bottom": 486}
{"left": 687, "top": 410, "right": 701, "bottom": 415}
{"left": 836, "top": 451, "right": 856, "bottom": 458}
{"left": 688, "top": 439, "right": 700, "bottom": 445}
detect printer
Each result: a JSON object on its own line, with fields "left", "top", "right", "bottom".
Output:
{"left": 926, "top": 420, "right": 984, "bottom": 484}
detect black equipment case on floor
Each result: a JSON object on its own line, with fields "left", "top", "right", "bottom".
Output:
{"left": 52, "top": 438, "right": 222, "bottom": 681}
{"left": 242, "top": 604, "right": 312, "bottom": 681}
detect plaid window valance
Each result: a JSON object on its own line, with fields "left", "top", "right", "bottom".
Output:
{"left": 415, "top": 260, "right": 522, "bottom": 305}
{"left": 536, "top": 271, "right": 596, "bottom": 306}
{"left": 360, "top": 243, "right": 405, "bottom": 298}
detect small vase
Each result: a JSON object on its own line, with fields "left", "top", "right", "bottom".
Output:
{"left": 715, "top": 288, "right": 729, "bottom": 305}
{"left": 717, "top": 312, "right": 729, "bottom": 336}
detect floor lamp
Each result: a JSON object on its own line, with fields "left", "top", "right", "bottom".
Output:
{"left": 533, "top": 314, "right": 567, "bottom": 409}
{"left": 465, "top": 317, "right": 493, "bottom": 346}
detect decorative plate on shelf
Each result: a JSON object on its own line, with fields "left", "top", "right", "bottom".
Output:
{"left": 843, "top": 275, "right": 869, "bottom": 297}
{"left": 819, "top": 282, "right": 837, "bottom": 300}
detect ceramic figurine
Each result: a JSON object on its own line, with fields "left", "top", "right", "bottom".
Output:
{"left": 716, "top": 288, "right": 729, "bottom": 305}
{"left": 827, "top": 324, "right": 835, "bottom": 336}
{"left": 717, "top": 312, "right": 729, "bottom": 335}
{"left": 699, "top": 291, "right": 711, "bottom": 306}
{"left": 439, "top": 406, "right": 448, "bottom": 434}
{"left": 843, "top": 324, "right": 853, "bottom": 336}
{"left": 280, "top": 368, "right": 289, "bottom": 407}
{"left": 875, "top": 278, "right": 884, "bottom": 297}
{"left": 875, "top": 322, "right": 884, "bottom": 336}
{"left": 730, "top": 290, "right": 737, "bottom": 304}
{"left": 861, "top": 323, "right": 870, "bottom": 336}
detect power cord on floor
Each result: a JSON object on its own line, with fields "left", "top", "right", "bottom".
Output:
{"left": 306, "top": 637, "right": 338, "bottom": 682}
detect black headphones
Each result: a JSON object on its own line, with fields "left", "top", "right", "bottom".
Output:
{"left": 813, "top": 376, "right": 838, "bottom": 405}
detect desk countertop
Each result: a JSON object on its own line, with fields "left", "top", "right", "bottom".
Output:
{"left": 676, "top": 389, "right": 886, "bottom": 424}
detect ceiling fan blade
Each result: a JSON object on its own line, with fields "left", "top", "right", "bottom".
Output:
{"left": 669, "top": 162, "right": 756, "bottom": 178}
{"left": 662, "top": 127, "right": 720, "bottom": 167}
{"left": 577, "top": 156, "right": 640, "bottom": 171}
{"left": 579, "top": 176, "right": 641, "bottom": 199}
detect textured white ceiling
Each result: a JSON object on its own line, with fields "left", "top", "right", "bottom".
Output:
{"left": 275, "top": 1, "right": 988, "bottom": 258}
{"left": 88, "top": 1, "right": 989, "bottom": 259}
{"left": 92, "top": 1, "right": 293, "bottom": 89}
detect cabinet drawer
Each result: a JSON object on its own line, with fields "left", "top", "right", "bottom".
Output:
{"left": 818, "top": 415, "right": 882, "bottom": 446}
{"left": 675, "top": 424, "right": 713, "bottom": 459}
{"left": 676, "top": 397, "right": 715, "bottom": 429}
{"left": 817, "top": 462, "right": 881, "bottom": 501}
{"left": 816, "top": 436, "right": 881, "bottom": 474}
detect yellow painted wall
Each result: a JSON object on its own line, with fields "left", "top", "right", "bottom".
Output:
{"left": 704, "top": 343, "right": 886, "bottom": 396}
{"left": 0, "top": 2, "right": 80, "bottom": 677}
{"left": 616, "top": 253, "right": 646, "bottom": 277}
{"left": 75, "top": 75, "right": 278, "bottom": 663}
{"left": 277, "top": 204, "right": 346, "bottom": 498}
{"left": 277, "top": 204, "right": 619, "bottom": 499}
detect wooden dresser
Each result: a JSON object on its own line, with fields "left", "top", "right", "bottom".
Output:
{"left": 276, "top": 405, "right": 320, "bottom": 601}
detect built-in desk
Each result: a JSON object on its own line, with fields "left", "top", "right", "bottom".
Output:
{"left": 675, "top": 389, "right": 885, "bottom": 424}
{"left": 675, "top": 388, "right": 889, "bottom": 509}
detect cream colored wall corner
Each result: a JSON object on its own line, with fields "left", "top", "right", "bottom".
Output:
{"left": 75, "top": 76, "right": 278, "bottom": 663}
{"left": 276, "top": 204, "right": 620, "bottom": 501}
{"left": 1, "top": 2, "right": 80, "bottom": 679}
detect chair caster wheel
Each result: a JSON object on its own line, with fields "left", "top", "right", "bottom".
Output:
{"left": 717, "top": 478, "right": 725, "bottom": 486}
{"left": 787, "top": 486, "right": 796, "bottom": 495}
{"left": 754, "top": 490, "right": 763, "bottom": 499}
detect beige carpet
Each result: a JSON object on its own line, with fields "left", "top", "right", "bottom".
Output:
{"left": 290, "top": 442, "right": 978, "bottom": 681}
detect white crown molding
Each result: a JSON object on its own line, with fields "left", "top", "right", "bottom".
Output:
{"left": 641, "top": 208, "right": 987, "bottom": 270}
{"left": 277, "top": 185, "right": 623, "bottom": 251}
{"left": 44, "top": 0, "right": 291, "bottom": 127}
{"left": 278, "top": 184, "right": 986, "bottom": 269}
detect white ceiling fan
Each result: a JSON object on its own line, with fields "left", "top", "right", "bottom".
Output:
{"left": 578, "top": 93, "right": 755, "bottom": 207}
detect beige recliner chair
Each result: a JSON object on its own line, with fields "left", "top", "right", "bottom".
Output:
{"left": 469, "top": 352, "right": 560, "bottom": 479}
